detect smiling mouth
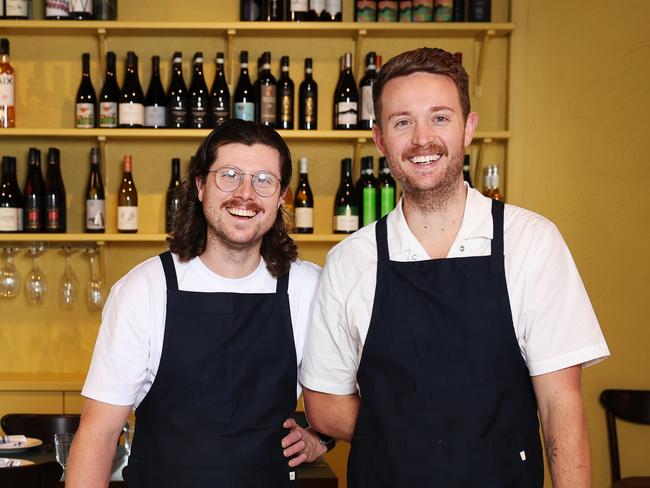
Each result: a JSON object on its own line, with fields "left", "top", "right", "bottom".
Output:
{"left": 408, "top": 153, "right": 443, "bottom": 164}
{"left": 226, "top": 207, "right": 258, "bottom": 218}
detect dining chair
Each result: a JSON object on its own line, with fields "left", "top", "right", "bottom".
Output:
{"left": 1, "top": 413, "right": 80, "bottom": 447}
{"left": 0, "top": 460, "right": 63, "bottom": 487}
{"left": 600, "top": 389, "right": 650, "bottom": 488}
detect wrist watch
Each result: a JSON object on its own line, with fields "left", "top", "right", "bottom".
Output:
{"left": 312, "top": 429, "right": 336, "bottom": 452}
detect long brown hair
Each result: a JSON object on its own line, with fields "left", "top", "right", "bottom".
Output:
{"left": 372, "top": 47, "right": 471, "bottom": 125}
{"left": 169, "top": 119, "right": 297, "bottom": 278}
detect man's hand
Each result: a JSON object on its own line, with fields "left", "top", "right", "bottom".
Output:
{"left": 281, "top": 418, "right": 327, "bottom": 467}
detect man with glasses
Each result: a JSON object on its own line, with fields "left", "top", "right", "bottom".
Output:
{"left": 67, "top": 120, "right": 329, "bottom": 487}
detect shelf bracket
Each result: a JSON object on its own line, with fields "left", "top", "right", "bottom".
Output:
{"left": 97, "top": 28, "right": 108, "bottom": 74}
{"left": 475, "top": 29, "right": 495, "bottom": 97}
{"left": 354, "top": 29, "right": 367, "bottom": 78}
{"left": 226, "top": 29, "right": 237, "bottom": 88}
{"left": 474, "top": 137, "right": 492, "bottom": 187}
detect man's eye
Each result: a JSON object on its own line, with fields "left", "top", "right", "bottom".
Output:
{"left": 395, "top": 119, "right": 410, "bottom": 128}
{"left": 434, "top": 115, "right": 449, "bottom": 123}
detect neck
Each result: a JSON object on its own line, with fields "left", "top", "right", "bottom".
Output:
{"left": 402, "top": 179, "right": 467, "bottom": 259}
{"left": 199, "top": 233, "right": 263, "bottom": 279}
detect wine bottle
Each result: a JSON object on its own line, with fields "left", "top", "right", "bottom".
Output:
{"left": 233, "top": 50, "right": 255, "bottom": 121}
{"left": 398, "top": 0, "right": 413, "bottom": 21}
{"left": 240, "top": 0, "right": 262, "bottom": 20}
{"left": 0, "top": 156, "right": 23, "bottom": 232}
{"left": 45, "top": 0, "right": 70, "bottom": 19}
{"left": 282, "top": 184, "right": 295, "bottom": 233}
{"left": 5, "top": 0, "right": 29, "bottom": 19}
{"left": 119, "top": 51, "right": 145, "bottom": 128}
{"left": 333, "top": 52, "right": 358, "bottom": 130}
{"left": 252, "top": 53, "right": 264, "bottom": 121}
{"left": 209, "top": 52, "right": 230, "bottom": 127}
{"left": 462, "top": 154, "right": 473, "bottom": 188}
{"left": 355, "top": 0, "right": 377, "bottom": 22}
{"left": 452, "top": 0, "right": 464, "bottom": 21}
{"left": 294, "top": 156, "right": 314, "bottom": 234}
{"left": 75, "top": 52, "right": 96, "bottom": 129}
{"left": 482, "top": 164, "right": 503, "bottom": 201}
{"left": 277, "top": 55, "right": 294, "bottom": 130}
{"left": 263, "top": 0, "right": 284, "bottom": 20}
{"left": 412, "top": 0, "right": 433, "bottom": 21}
{"left": 98, "top": 51, "right": 119, "bottom": 128}
{"left": 434, "top": 0, "right": 452, "bottom": 21}
{"left": 93, "top": 0, "right": 117, "bottom": 20}
{"left": 189, "top": 52, "right": 209, "bottom": 129}
{"left": 23, "top": 147, "right": 45, "bottom": 233}
{"left": 167, "top": 52, "right": 189, "bottom": 129}
{"left": 85, "top": 147, "right": 105, "bottom": 233}
{"left": 324, "top": 0, "right": 342, "bottom": 20}
{"left": 70, "top": 0, "right": 93, "bottom": 19}
{"left": 117, "top": 155, "right": 138, "bottom": 233}
{"left": 309, "top": 0, "right": 325, "bottom": 20}
{"left": 467, "top": 0, "right": 490, "bottom": 21}
{"left": 377, "top": 1, "right": 398, "bottom": 22}
{"left": 359, "top": 51, "right": 377, "bottom": 129}
{"left": 144, "top": 55, "right": 167, "bottom": 128}
{"left": 166, "top": 158, "right": 181, "bottom": 234}
{"left": 298, "top": 57, "right": 318, "bottom": 130}
{"left": 333, "top": 157, "right": 358, "bottom": 233}
{"left": 356, "top": 156, "right": 378, "bottom": 227}
{"left": 0, "top": 38, "right": 16, "bottom": 128}
{"left": 45, "top": 147, "right": 66, "bottom": 233}
{"left": 257, "top": 52, "right": 277, "bottom": 127}
{"left": 290, "top": 0, "right": 309, "bottom": 21}
{"left": 377, "top": 156, "right": 396, "bottom": 217}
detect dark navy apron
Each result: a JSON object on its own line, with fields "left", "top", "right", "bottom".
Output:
{"left": 348, "top": 200, "right": 544, "bottom": 487}
{"left": 128, "top": 251, "right": 298, "bottom": 487}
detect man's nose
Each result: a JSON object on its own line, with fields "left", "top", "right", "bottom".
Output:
{"left": 411, "top": 122, "right": 437, "bottom": 147}
{"left": 233, "top": 175, "right": 255, "bottom": 199}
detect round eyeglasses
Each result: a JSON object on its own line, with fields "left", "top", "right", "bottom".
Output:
{"left": 208, "top": 166, "right": 281, "bottom": 198}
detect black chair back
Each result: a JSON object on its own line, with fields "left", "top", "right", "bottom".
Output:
{"left": 1, "top": 413, "right": 80, "bottom": 447}
{"left": 0, "top": 461, "right": 62, "bottom": 488}
{"left": 600, "top": 389, "right": 650, "bottom": 485}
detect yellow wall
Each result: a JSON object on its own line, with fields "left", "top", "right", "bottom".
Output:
{"left": 509, "top": 1, "right": 650, "bottom": 486}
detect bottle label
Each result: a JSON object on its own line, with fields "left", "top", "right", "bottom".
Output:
{"left": 291, "top": 0, "right": 308, "bottom": 12}
{"left": 86, "top": 199, "right": 106, "bottom": 231}
{"left": 260, "top": 85, "right": 277, "bottom": 124}
{"left": 46, "top": 0, "right": 70, "bottom": 16}
{"left": 118, "top": 206, "right": 138, "bottom": 231}
{"left": 234, "top": 102, "right": 255, "bottom": 121}
{"left": 211, "top": 106, "right": 229, "bottom": 126}
{"left": 380, "top": 187, "right": 396, "bottom": 217}
{"left": 145, "top": 105, "right": 167, "bottom": 128}
{"left": 99, "top": 101, "right": 118, "bottom": 128}
{"left": 361, "top": 85, "right": 375, "bottom": 123}
{"left": 311, "top": 0, "right": 325, "bottom": 14}
{"left": 70, "top": 0, "right": 92, "bottom": 13}
{"left": 304, "top": 95, "right": 316, "bottom": 124}
{"left": 170, "top": 106, "right": 188, "bottom": 127}
{"left": 325, "top": 0, "right": 341, "bottom": 15}
{"left": 46, "top": 207, "right": 63, "bottom": 231}
{"left": 6, "top": 0, "right": 28, "bottom": 15}
{"left": 76, "top": 103, "right": 95, "bottom": 128}
{"left": 377, "top": 1, "right": 398, "bottom": 22}
{"left": 0, "top": 208, "right": 20, "bottom": 232}
{"left": 0, "top": 74, "right": 15, "bottom": 106}
{"left": 399, "top": 0, "right": 413, "bottom": 21}
{"left": 362, "top": 187, "right": 377, "bottom": 226}
{"left": 336, "top": 101, "right": 358, "bottom": 125}
{"left": 119, "top": 103, "right": 145, "bottom": 126}
{"left": 295, "top": 207, "right": 314, "bottom": 229}
{"left": 190, "top": 104, "right": 208, "bottom": 128}
{"left": 24, "top": 205, "right": 42, "bottom": 231}
{"left": 355, "top": 0, "right": 377, "bottom": 21}
{"left": 435, "top": 0, "right": 453, "bottom": 21}
{"left": 280, "top": 93, "right": 292, "bottom": 123}
{"left": 334, "top": 210, "right": 359, "bottom": 232}
{"left": 412, "top": 0, "right": 433, "bottom": 21}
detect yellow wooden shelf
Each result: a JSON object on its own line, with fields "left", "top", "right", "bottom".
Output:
{"left": 0, "top": 372, "right": 86, "bottom": 392}
{"left": 0, "top": 232, "right": 347, "bottom": 244}
{"left": 0, "top": 20, "right": 514, "bottom": 38}
{"left": 0, "top": 128, "right": 510, "bottom": 141}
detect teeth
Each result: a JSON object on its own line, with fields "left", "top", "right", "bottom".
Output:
{"left": 409, "top": 154, "right": 442, "bottom": 164}
{"left": 227, "top": 207, "right": 257, "bottom": 217}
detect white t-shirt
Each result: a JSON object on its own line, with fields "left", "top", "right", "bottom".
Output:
{"left": 83, "top": 253, "right": 321, "bottom": 408}
{"left": 300, "top": 186, "right": 610, "bottom": 396}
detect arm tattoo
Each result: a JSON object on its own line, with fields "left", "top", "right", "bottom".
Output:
{"left": 545, "top": 436, "right": 558, "bottom": 466}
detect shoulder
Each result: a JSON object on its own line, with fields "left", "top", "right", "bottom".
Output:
{"left": 110, "top": 253, "right": 192, "bottom": 298}
{"left": 326, "top": 223, "right": 378, "bottom": 269}
{"left": 503, "top": 203, "right": 565, "bottom": 254}
{"left": 289, "top": 258, "right": 321, "bottom": 284}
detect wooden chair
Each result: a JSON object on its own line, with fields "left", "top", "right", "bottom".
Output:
{"left": 0, "top": 461, "right": 62, "bottom": 487}
{"left": 1, "top": 413, "right": 80, "bottom": 447}
{"left": 600, "top": 389, "right": 650, "bottom": 488}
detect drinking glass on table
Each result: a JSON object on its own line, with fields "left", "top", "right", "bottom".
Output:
{"left": 54, "top": 432, "right": 75, "bottom": 469}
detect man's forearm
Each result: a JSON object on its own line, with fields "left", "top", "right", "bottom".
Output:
{"left": 303, "top": 387, "right": 360, "bottom": 442}
{"left": 66, "top": 428, "right": 118, "bottom": 487}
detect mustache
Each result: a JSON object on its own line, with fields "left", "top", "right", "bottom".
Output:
{"left": 220, "top": 198, "right": 264, "bottom": 213}
{"left": 402, "top": 142, "right": 449, "bottom": 160}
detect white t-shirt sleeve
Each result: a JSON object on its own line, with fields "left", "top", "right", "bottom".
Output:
{"left": 300, "top": 248, "right": 362, "bottom": 395}
{"left": 82, "top": 263, "right": 158, "bottom": 407}
{"left": 518, "top": 220, "right": 610, "bottom": 376}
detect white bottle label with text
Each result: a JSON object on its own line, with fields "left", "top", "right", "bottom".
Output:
{"left": 361, "top": 85, "right": 375, "bottom": 122}
{"left": 119, "top": 103, "right": 145, "bottom": 126}
{"left": 76, "top": 103, "right": 95, "bottom": 128}
{"left": 291, "top": 0, "right": 308, "bottom": 12}
{"left": 86, "top": 200, "right": 106, "bottom": 230}
{"left": 295, "top": 207, "right": 314, "bottom": 229}
{"left": 118, "top": 207, "right": 138, "bottom": 231}
{"left": 6, "top": 0, "right": 28, "bottom": 16}
{"left": 144, "top": 106, "right": 167, "bottom": 127}
{"left": 0, "top": 74, "right": 15, "bottom": 106}
{"left": 70, "top": 0, "right": 92, "bottom": 13}
{"left": 0, "top": 208, "right": 20, "bottom": 232}
{"left": 337, "top": 101, "right": 358, "bottom": 125}
{"left": 334, "top": 214, "right": 359, "bottom": 232}
{"left": 99, "top": 102, "right": 118, "bottom": 127}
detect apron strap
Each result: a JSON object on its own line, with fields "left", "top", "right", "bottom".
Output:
{"left": 276, "top": 269, "right": 289, "bottom": 295}
{"left": 159, "top": 251, "right": 179, "bottom": 291}
{"left": 374, "top": 216, "right": 390, "bottom": 284}
{"left": 490, "top": 199, "right": 505, "bottom": 256}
